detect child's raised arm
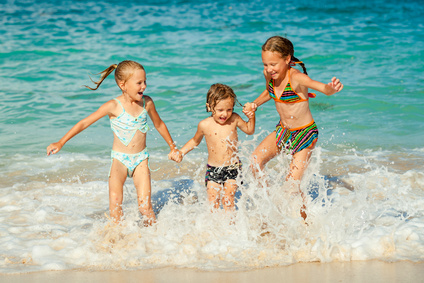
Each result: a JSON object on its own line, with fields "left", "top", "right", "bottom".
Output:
{"left": 294, "top": 72, "right": 344, "bottom": 96}
{"left": 46, "top": 101, "right": 114, "bottom": 155}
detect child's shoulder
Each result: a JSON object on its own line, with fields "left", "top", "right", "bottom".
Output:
{"left": 105, "top": 97, "right": 121, "bottom": 108}
{"left": 290, "top": 68, "right": 309, "bottom": 80}
{"left": 139, "top": 95, "right": 153, "bottom": 110}
{"left": 231, "top": 112, "right": 241, "bottom": 119}
{"left": 142, "top": 95, "right": 153, "bottom": 104}
{"left": 199, "top": 116, "right": 213, "bottom": 126}
{"left": 228, "top": 112, "right": 242, "bottom": 123}
{"left": 98, "top": 97, "right": 122, "bottom": 117}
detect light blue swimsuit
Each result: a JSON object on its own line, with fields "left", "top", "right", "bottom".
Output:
{"left": 110, "top": 97, "right": 150, "bottom": 177}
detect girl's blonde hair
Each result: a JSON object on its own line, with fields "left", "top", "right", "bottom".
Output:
{"left": 262, "top": 36, "right": 308, "bottom": 75}
{"left": 206, "top": 83, "right": 241, "bottom": 112}
{"left": 85, "top": 60, "right": 145, "bottom": 90}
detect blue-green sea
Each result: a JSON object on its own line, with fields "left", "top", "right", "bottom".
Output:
{"left": 0, "top": 0, "right": 423, "bottom": 274}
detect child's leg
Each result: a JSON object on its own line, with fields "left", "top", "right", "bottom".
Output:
{"left": 133, "top": 159, "right": 156, "bottom": 225}
{"left": 287, "top": 147, "right": 314, "bottom": 220}
{"left": 251, "top": 131, "right": 279, "bottom": 178}
{"left": 108, "top": 158, "right": 128, "bottom": 223}
{"left": 222, "top": 180, "right": 237, "bottom": 211}
{"left": 287, "top": 147, "right": 313, "bottom": 181}
{"left": 206, "top": 181, "right": 222, "bottom": 210}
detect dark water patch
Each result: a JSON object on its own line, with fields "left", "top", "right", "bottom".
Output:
{"left": 152, "top": 179, "right": 196, "bottom": 215}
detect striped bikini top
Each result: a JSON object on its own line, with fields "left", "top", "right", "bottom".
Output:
{"left": 110, "top": 98, "right": 149, "bottom": 146}
{"left": 268, "top": 69, "right": 316, "bottom": 103}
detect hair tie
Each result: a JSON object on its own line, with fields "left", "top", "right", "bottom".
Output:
{"left": 290, "top": 61, "right": 303, "bottom": 66}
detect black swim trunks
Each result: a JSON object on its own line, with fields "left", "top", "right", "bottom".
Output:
{"left": 205, "top": 162, "right": 242, "bottom": 186}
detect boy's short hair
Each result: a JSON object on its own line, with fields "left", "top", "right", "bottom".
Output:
{"left": 206, "top": 83, "right": 236, "bottom": 112}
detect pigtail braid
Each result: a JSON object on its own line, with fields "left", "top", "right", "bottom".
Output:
{"left": 292, "top": 56, "right": 308, "bottom": 75}
{"left": 84, "top": 64, "right": 118, "bottom": 90}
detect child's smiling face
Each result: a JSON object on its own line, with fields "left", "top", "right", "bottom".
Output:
{"left": 211, "top": 97, "right": 234, "bottom": 125}
{"left": 122, "top": 68, "right": 147, "bottom": 101}
{"left": 262, "top": 50, "right": 290, "bottom": 81}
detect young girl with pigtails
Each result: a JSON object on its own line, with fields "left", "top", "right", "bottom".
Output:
{"left": 243, "top": 36, "right": 344, "bottom": 220}
{"left": 47, "top": 60, "right": 180, "bottom": 225}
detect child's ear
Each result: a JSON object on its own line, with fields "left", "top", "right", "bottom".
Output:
{"left": 285, "top": 55, "right": 292, "bottom": 65}
{"left": 118, "top": 81, "right": 126, "bottom": 92}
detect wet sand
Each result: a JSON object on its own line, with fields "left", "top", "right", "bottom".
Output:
{"left": 2, "top": 260, "right": 424, "bottom": 283}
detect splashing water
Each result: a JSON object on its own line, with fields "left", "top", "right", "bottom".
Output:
{"left": 1, "top": 138, "right": 423, "bottom": 273}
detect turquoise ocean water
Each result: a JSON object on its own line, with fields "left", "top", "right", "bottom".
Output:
{"left": 1, "top": 0, "right": 423, "bottom": 273}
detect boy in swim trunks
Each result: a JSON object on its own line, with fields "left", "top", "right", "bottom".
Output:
{"left": 172, "top": 84, "right": 255, "bottom": 211}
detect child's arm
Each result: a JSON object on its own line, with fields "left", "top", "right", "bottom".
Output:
{"left": 242, "top": 90, "right": 270, "bottom": 117}
{"left": 236, "top": 112, "right": 255, "bottom": 135}
{"left": 295, "top": 73, "right": 343, "bottom": 96}
{"left": 251, "top": 89, "right": 271, "bottom": 110}
{"left": 180, "top": 122, "right": 204, "bottom": 157}
{"left": 46, "top": 101, "right": 113, "bottom": 155}
{"left": 144, "top": 96, "right": 179, "bottom": 155}
{"left": 243, "top": 71, "right": 273, "bottom": 115}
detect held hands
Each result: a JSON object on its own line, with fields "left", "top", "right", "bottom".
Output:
{"left": 168, "top": 148, "right": 183, "bottom": 163}
{"left": 242, "top": 102, "right": 257, "bottom": 119}
{"left": 46, "top": 142, "right": 63, "bottom": 156}
{"left": 328, "top": 77, "right": 344, "bottom": 93}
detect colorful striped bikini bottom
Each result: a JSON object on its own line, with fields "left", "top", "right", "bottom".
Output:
{"left": 275, "top": 120, "right": 318, "bottom": 155}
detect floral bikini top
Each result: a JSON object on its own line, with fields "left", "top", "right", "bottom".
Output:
{"left": 110, "top": 98, "right": 149, "bottom": 146}
{"left": 268, "top": 68, "right": 316, "bottom": 103}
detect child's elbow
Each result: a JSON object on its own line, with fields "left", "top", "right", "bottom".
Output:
{"left": 154, "top": 120, "right": 165, "bottom": 129}
{"left": 246, "top": 128, "right": 255, "bottom": 135}
{"left": 248, "top": 121, "right": 256, "bottom": 135}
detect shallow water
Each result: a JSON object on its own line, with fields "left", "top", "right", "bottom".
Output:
{"left": 0, "top": 0, "right": 423, "bottom": 273}
{"left": 1, "top": 147, "right": 423, "bottom": 272}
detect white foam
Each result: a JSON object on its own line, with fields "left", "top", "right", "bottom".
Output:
{"left": 0, "top": 147, "right": 423, "bottom": 273}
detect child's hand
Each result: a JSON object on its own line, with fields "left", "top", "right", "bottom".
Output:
{"left": 168, "top": 149, "right": 183, "bottom": 163}
{"left": 243, "top": 102, "right": 257, "bottom": 118}
{"left": 173, "top": 150, "right": 183, "bottom": 163}
{"left": 328, "top": 77, "right": 344, "bottom": 92}
{"left": 46, "top": 142, "right": 62, "bottom": 156}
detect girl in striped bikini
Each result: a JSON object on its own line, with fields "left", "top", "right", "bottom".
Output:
{"left": 243, "top": 36, "right": 343, "bottom": 220}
